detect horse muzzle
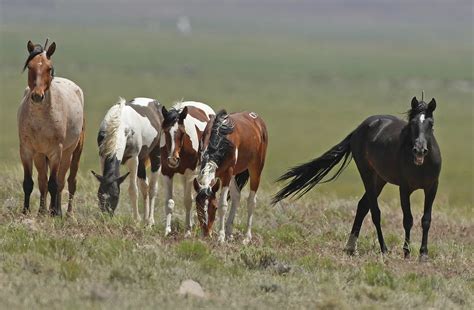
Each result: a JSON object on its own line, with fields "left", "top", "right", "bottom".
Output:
{"left": 412, "top": 146, "right": 428, "bottom": 166}
{"left": 31, "top": 92, "right": 44, "bottom": 103}
{"left": 167, "top": 156, "right": 180, "bottom": 168}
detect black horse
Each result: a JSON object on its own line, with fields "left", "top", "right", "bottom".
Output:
{"left": 273, "top": 97, "right": 441, "bottom": 260}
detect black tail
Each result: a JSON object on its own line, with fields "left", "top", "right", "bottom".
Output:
{"left": 272, "top": 132, "right": 353, "bottom": 204}
{"left": 226, "top": 170, "right": 250, "bottom": 202}
{"left": 235, "top": 169, "right": 250, "bottom": 191}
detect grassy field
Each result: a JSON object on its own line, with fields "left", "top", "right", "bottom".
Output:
{"left": 0, "top": 1, "right": 473, "bottom": 309}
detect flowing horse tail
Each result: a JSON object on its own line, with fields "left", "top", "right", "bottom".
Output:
{"left": 272, "top": 132, "right": 353, "bottom": 204}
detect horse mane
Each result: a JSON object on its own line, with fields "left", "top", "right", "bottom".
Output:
{"left": 203, "top": 109, "right": 235, "bottom": 166}
{"left": 22, "top": 44, "right": 44, "bottom": 72}
{"left": 406, "top": 101, "right": 429, "bottom": 120}
{"left": 99, "top": 97, "right": 126, "bottom": 158}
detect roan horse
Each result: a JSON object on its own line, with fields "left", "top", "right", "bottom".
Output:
{"left": 195, "top": 110, "right": 268, "bottom": 244}
{"left": 18, "top": 40, "right": 85, "bottom": 216}
{"left": 160, "top": 101, "right": 215, "bottom": 236}
{"left": 91, "top": 98, "right": 162, "bottom": 225}
{"left": 273, "top": 97, "right": 441, "bottom": 260}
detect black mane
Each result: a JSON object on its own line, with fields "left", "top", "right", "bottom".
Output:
{"left": 202, "top": 110, "right": 235, "bottom": 168}
{"left": 162, "top": 108, "right": 180, "bottom": 128}
{"left": 23, "top": 44, "right": 44, "bottom": 72}
{"left": 406, "top": 101, "right": 430, "bottom": 120}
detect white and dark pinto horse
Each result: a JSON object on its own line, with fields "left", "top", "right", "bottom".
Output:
{"left": 195, "top": 110, "right": 268, "bottom": 244}
{"left": 160, "top": 101, "right": 215, "bottom": 236}
{"left": 91, "top": 97, "right": 162, "bottom": 225}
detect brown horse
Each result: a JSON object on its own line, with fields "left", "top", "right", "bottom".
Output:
{"left": 195, "top": 110, "right": 268, "bottom": 244}
{"left": 18, "top": 40, "right": 85, "bottom": 216}
{"left": 160, "top": 101, "right": 215, "bottom": 236}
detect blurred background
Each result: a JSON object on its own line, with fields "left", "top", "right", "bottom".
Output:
{"left": 1, "top": 0, "right": 472, "bottom": 206}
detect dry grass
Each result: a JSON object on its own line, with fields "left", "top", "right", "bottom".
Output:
{"left": 0, "top": 168, "right": 472, "bottom": 309}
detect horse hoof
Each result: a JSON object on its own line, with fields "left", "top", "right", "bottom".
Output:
{"left": 419, "top": 254, "right": 429, "bottom": 262}
{"left": 164, "top": 228, "right": 171, "bottom": 237}
{"left": 403, "top": 249, "right": 411, "bottom": 259}
{"left": 343, "top": 247, "right": 357, "bottom": 256}
{"left": 217, "top": 235, "right": 226, "bottom": 244}
{"left": 184, "top": 231, "right": 192, "bottom": 238}
{"left": 242, "top": 237, "right": 251, "bottom": 245}
{"left": 226, "top": 234, "right": 234, "bottom": 242}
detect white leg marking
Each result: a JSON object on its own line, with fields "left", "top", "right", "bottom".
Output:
{"left": 183, "top": 170, "right": 194, "bottom": 237}
{"left": 226, "top": 178, "right": 241, "bottom": 239}
{"left": 217, "top": 186, "right": 230, "bottom": 243}
{"left": 138, "top": 176, "right": 150, "bottom": 224}
{"left": 162, "top": 174, "right": 174, "bottom": 236}
{"left": 126, "top": 157, "right": 140, "bottom": 222}
{"left": 148, "top": 171, "right": 159, "bottom": 226}
{"left": 243, "top": 191, "right": 257, "bottom": 245}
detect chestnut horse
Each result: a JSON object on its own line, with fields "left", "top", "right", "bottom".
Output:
{"left": 91, "top": 97, "right": 162, "bottom": 225}
{"left": 195, "top": 110, "right": 268, "bottom": 244}
{"left": 18, "top": 40, "right": 85, "bottom": 216}
{"left": 160, "top": 101, "right": 215, "bottom": 236}
{"left": 273, "top": 97, "right": 441, "bottom": 260}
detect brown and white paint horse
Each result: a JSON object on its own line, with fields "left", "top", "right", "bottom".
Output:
{"left": 92, "top": 98, "right": 162, "bottom": 225}
{"left": 18, "top": 40, "right": 85, "bottom": 216}
{"left": 160, "top": 101, "right": 215, "bottom": 236}
{"left": 196, "top": 110, "right": 268, "bottom": 244}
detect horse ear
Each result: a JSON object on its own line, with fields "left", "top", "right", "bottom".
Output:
{"left": 161, "top": 106, "right": 168, "bottom": 118}
{"left": 91, "top": 170, "right": 104, "bottom": 183}
{"left": 46, "top": 42, "right": 56, "bottom": 59}
{"left": 179, "top": 107, "right": 188, "bottom": 124}
{"left": 27, "top": 40, "right": 35, "bottom": 53}
{"left": 116, "top": 172, "right": 130, "bottom": 185}
{"left": 211, "top": 179, "right": 220, "bottom": 194}
{"left": 428, "top": 98, "right": 436, "bottom": 113}
{"left": 411, "top": 97, "right": 419, "bottom": 109}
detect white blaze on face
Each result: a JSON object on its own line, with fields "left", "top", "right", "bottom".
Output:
{"left": 198, "top": 162, "right": 217, "bottom": 188}
{"left": 168, "top": 123, "right": 178, "bottom": 154}
{"left": 419, "top": 114, "right": 425, "bottom": 123}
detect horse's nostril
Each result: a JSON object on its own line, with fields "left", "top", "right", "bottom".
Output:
{"left": 412, "top": 147, "right": 417, "bottom": 154}
{"left": 423, "top": 148, "right": 428, "bottom": 155}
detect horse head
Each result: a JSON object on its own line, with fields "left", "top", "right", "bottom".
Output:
{"left": 194, "top": 178, "right": 220, "bottom": 236}
{"left": 91, "top": 170, "right": 130, "bottom": 215}
{"left": 407, "top": 97, "right": 437, "bottom": 166}
{"left": 23, "top": 39, "right": 56, "bottom": 103}
{"left": 161, "top": 106, "right": 189, "bottom": 168}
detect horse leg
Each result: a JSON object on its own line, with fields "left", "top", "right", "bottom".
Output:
{"left": 420, "top": 181, "right": 438, "bottom": 261}
{"left": 344, "top": 194, "right": 369, "bottom": 255}
{"left": 217, "top": 174, "right": 232, "bottom": 244}
{"left": 243, "top": 170, "right": 260, "bottom": 245}
{"left": 147, "top": 149, "right": 160, "bottom": 227}
{"left": 399, "top": 185, "right": 413, "bottom": 258}
{"left": 56, "top": 148, "right": 75, "bottom": 218}
{"left": 126, "top": 156, "right": 140, "bottom": 222}
{"left": 48, "top": 147, "right": 63, "bottom": 217}
{"left": 162, "top": 173, "right": 174, "bottom": 236}
{"left": 66, "top": 130, "right": 84, "bottom": 216}
{"left": 183, "top": 170, "right": 194, "bottom": 237}
{"left": 137, "top": 160, "right": 149, "bottom": 224}
{"left": 33, "top": 154, "right": 48, "bottom": 215}
{"left": 20, "top": 148, "right": 34, "bottom": 214}
{"left": 225, "top": 177, "right": 241, "bottom": 240}
{"left": 345, "top": 177, "right": 386, "bottom": 255}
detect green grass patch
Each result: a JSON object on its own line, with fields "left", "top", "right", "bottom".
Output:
{"left": 176, "top": 240, "right": 210, "bottom": 261}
